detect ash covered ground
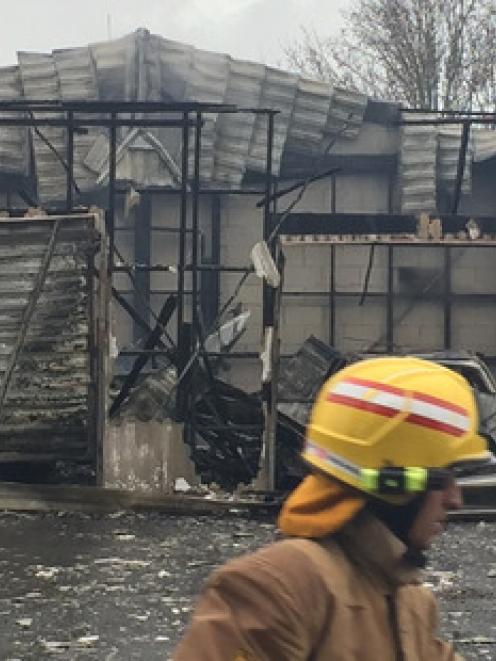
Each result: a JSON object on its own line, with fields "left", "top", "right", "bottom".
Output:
{"left": 0, "top": 512, "right": 495, "bottom": 660}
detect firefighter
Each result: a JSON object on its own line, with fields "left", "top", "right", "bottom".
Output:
{"left": 173, "top": 356, "right": 492, "bottom": 660}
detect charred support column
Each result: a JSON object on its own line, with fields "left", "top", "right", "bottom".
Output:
{"left": 175, "top": 113, "right": 190, "bottom": 421}
{"left": 444, "top": 246, "right": 452, "bottom": 349}
{"left": 66, "top": 111, "right": 74, "bottom": 210}
{"left": 259, "top": 112, "right": 276, "bottom": 491}
{"left": 189, "top": 112, "right": 202, "bottom": 451}
{"left": 133, "top": 193, "right": 151, "bottom": 342}
{"left": 177, "top": 112, "right": 190, "bottom": 340}
{"left": 387, "top": 244, "right": 394, "bottom": 352}
{"left": 452, "top": 120, "right": 470, "bottom": 215}
{"left": 329, "top": 244, "right": 336, "bottom": 345}
{"left": 200, "top": 194, "right": 221, "bottom": 329}
{"left": 107, "top": 113, "right": 118, "bottom": 275}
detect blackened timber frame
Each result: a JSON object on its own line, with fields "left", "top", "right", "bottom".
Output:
{"left": 0, "top": 100, "right": 279, "bottom": 488}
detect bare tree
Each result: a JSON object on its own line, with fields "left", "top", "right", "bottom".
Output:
{"left": 285, "top": 0, "right": 496, "bottom": 110}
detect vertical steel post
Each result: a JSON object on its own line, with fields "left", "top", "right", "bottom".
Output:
{"left": 259, "top": 112, "right": 275, "bottom": 491}
{"left": 177, "top": 112, "right": 189, "bottom": 341}
{"left": 66, "top": 111, "right": 74, "bottom": 210}
{"left": 200, "top": 194, "right": 221, "bottom": 328}
{"left": 451, "top": 120, "right": 470, "bottom": 215}
{"left": 190, "top": 111, "right": 202, "bottom": 453}
{"left": 387, "top": 244, "right": 394, "bottom": 352}
{"left": 331, "top": 174, "right": 337, "bottom": 214}
{"left": 108, "top": 113, "right": 117, "bottom": 275}
{"left": 133, "top": 193, "right": 151, "bottom": 343}
{"left": 444, "top": 246, "right": 452, "bottom": 349}
{"left": 191, "top": 111, "right": 202, "bottom": 352}
{"left": 329, "top": 244, "right": 336, "bottom": 345}
{"left": 176, "top": 112, "right": 190, "bottom": 422}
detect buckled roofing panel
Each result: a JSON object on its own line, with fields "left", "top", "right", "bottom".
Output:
{"left": 53, "top": 47, "right": 99, "bottom": 193}
{"left": 399, "top": 113, "right": 437, "bottom": 214}
{"left": 438, "top": 127, "right": 472, "bottom": 194}
{"left": 186, "top": 48, "right": 229, "bottom": 181}
{"left": 0, "top": 29, "right": 371, "bottom": 199}
{"left": 247, "top": 66, "right": 298, "bottom": 174}
{"left": 18, "top": 52, "right": 66, "bottom": 202}
{"left": 0, "top": 66, "right": 27, "bottom": 174}
{"left": 326, "top": 86, "right": 367, "bottom": 139}
{"left": 89, "top": 32, "right": 138, "bottom": 101}
{"left": 286, "top": 77, "right": 333, "bottom": 153}
{"left": 212, "top": 58, "right": 265, "bottom": 186}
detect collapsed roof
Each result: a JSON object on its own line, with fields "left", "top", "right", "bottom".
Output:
{"left": 0, "top": 27, "right": 495, "bottom": 213}
{"left": 0, "top": 28, "right": 368, "bottom": 202}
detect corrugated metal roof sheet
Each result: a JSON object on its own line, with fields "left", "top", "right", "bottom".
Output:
{"left": 53, "top": 47, "right": 99, "bottom": 193}
{"left": 326, "top": 86, "right": 367, "bottom": 138}
{"left": 0, "top": 66, "right": 28, "bottom": 175}
{"left": 89, "top": 33, "right": 138, "bottom": 101}
{"left": 286, "top": 77, "right": 333, "bottom": 153}
{"left": 399, "top": 113, "right": 437, "bottom": 214}
{"left": 18, "top": 52, "right": 67, "bottom": 202}
{"left": 0, "top": 30, "right": 379, "bottom": 197}
{"left": 247, "top": 66, "right": 298, "bottom": 174}
{"left": 438, "top": 127, "right": 472, "bottom": 194}
{"left": 212, "top": 58, "right": 265, "bottom": 186}
{"left": 186, "top": 48, "right": 229, "bottom": 182}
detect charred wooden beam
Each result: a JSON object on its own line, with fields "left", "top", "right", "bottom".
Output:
{"left": 278, "top": 212, "right": 496, "bottom": 236}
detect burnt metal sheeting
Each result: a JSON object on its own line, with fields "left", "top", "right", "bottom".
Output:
{"left": 286, "top": 78, "right": 333, "bottom": 154}
{"left": 185, "top": 47, "right": 229, "bottom": 181}
{"left": 0, "top": 66, "right": 28, "bottom": 175}
{"left": 212, "top": 58, "right": 265, "bottom": 186}
{"left": 145, "top": 35, "right": 194, "bottom": 173}
{"left": 0, "top": 214, "right": 100, "bottom": 461}
{"left": 247, "top": 67, "right": 298, "bottom": 174}
{"left": 438, "top": 127, "right": 472, "bottom": 195}
{"left": 89, "top": 32, "right": 138, "bottom": 101}
{"left": 277, "top": 336, "right": 347, "bottom": 428}
{"left": 0, "top": 29, "right": 369, "bottom": 196}
{"left": 53, "top": 47, "right": 100, "bottom": 194}
{"left": 17, "top": 52, "right": 67, "bottom": 202}
{"left": 399, "top": 112, "right": 437, "bottom": 214}
{"left": 326, "top": 86, "right": 367, "bottom": 139}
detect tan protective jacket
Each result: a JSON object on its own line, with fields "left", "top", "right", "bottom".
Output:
{"left": 173, "top": 513, "right": 462, "bottom": 660}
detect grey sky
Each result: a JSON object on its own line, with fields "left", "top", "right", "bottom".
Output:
{"left": 1, "top": 0, "right": 348, "bottom": 67}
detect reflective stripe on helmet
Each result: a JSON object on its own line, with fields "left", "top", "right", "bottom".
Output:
{"left": 327, "top": 377, "right": 470, "bottom": 437}
{"left": 305, "top": 440, "right": 361, "bottom": 478}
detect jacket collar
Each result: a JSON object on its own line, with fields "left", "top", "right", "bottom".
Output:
{"left": 333, "top": 511, "right": 423, "bottom": 593}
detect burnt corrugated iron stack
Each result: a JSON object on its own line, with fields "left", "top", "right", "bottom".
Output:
{"left": 0, "top": 66, "right": 27, "bottom": 175}
{"left": 0, "top": 212, "right": 106, "bottom": 462}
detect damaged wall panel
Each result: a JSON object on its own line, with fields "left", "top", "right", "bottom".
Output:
{"left": 0, "top": 211, "right": 109, "bottom": 466}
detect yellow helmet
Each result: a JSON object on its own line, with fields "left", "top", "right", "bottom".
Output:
{"left": 303, "top": 356, "right": 491, "bottom": 497}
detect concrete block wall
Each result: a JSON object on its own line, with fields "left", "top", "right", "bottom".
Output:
{"left": 334, "top": 297, "right": 386, "bottom": 353}
{"left": 111, "top": 178, "right": 496, "bottom": 395}
{"left": 281, "top": 240, "right": 496, "bottom": 357}
{"left": 334, "top": 173, "right": 391, "bottom": 213}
